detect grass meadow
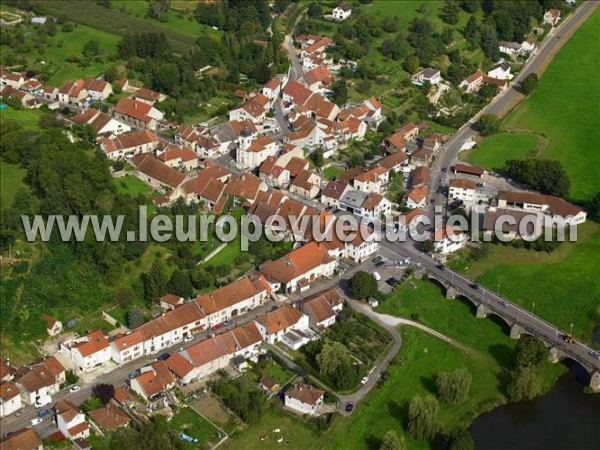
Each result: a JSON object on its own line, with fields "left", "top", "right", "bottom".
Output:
{"left": 0, "top": 161, "right": 28, "bottom": 208}
{"left": 501, "top": 7, "right": 600, "bottom": 202}
{"left": 464, "top": 133, "right": 541, "bottom": 171}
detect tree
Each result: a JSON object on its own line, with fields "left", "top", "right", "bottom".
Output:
{"left": 311, "top": 147, "right": 324, "bottom": 167}
{"left": 307, "top": 2, "right": 323, "bottom": 18}
{"left": 82, "top": 40, "right": 101, "bottom": 58}
{"left": 505, "top": 158, "right": 570, "bottom": 198}
{"left": 92, "top": 383, "right": 115, "bottom": 405}
{"left": 506, "top": 366, "right": 542, "bottom": 401}
{"left": 403, "top": 55, "right": 420, "bottom": 74}
{"left": 435, "top": 368, "right": 472, "bottom": 404}
{"left": 382, "top": 17, "right": 399, "bottom": 33}
{"left": 407, "top": 395, "right": 440, "bottom": 442}
{"left": 168, "top": 270, "right": 194, "bottom": 298}
{"left": 380, "top": 430, "right": 405, "bottom": 450}
{"left": 442, "top": 1, "right": 460, "bottom": 25}
{"left": 588, "top": 192, "right": 600, "bottom": 222}
{"left": 142, "top": 260, "right": 167, "bottom": 304}
{"left": 515, "top": 335, "right": 547, "bottom": 368}
{"left": 148, "top": 0, "right": 169, "bottom": 22}
{"left": 442, "top": 27, "right": 455, "bottom": 45}
{"left": 331, "top": 79, "right": 348, "bottom": 106}
{"left": 127, "top": 307, "right": 145, "bottom": 328}
{"left": 443, "top": 428, "right": 475, "bottom": 450}
{"left": 348, "top": 271, "right": 378, "bottom": 299}
{"left": 316, "top": 341, "right": 357, "bottom": 389}
{"left": 521, "top": 73, "right": 539, "bottom": 95}
{"left": 81, "top": 396, "right": 103, "bottom": 412}
{"left": 421, "top": 239, "right": 435, "bottom": 253}
{"left": 477, "top": 114, "right": 501, "bottom": 136}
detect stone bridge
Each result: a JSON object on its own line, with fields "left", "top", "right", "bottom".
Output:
{"left": 425, "top": 271, "right": 600, "bottom": 392}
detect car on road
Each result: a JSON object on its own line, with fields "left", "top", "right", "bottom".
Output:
{"left": 470, "top": 283, "right": 479, "bottom": 290}
{"left": 561, "top": 334, "right": 575, "bottom": 344}
{"left": 157, "top": 352, "right": 171, "bottom": 361}
{"left": 589, "top": 351, "right": 600, "bottom": 361}
{"left": 37, "top": 409, "right": 51, "bottom": 418}
{"left": 436, "top": 264, "right": 445, "bottom": 270}
{"left": 386, "top": 277, "right": 398, "bottom": 287}
{"left": 69, "top": 385, "right": 81, "bottom": 393}
{"left": 372, "top": 256, "right": 383, "bottom": 264}
{"left": 30, "top": 418, "right": 43, "bottom": 426}
{"left": 345, "top": 402, "right": 354, "bottom": 413}
{"left": 498, "top": 300, "right": 509, "bottom": 307}
{"left": 441, "top": 167, "right": 447, "bottom": 172}
{"left": 361, "top": 376, "right": 369, "bottom": 385}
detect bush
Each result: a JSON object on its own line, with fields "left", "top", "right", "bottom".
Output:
{"left": 348, "top": 271, "right": 378, "bottom": 299}
{"left": 476, "top": 114, "right": 501, "bottom": 136}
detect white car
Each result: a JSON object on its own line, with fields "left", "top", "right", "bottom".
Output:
{"left": 361, "top": 376, "right": 369, "bottom": 385}
{"left": 69, "top": 385, "right": 81, "bottom": 393}
{"left": 372, "top": 272, "right": 381, "bottom": 281}
{"left": 34, "top": 398, "right": 51, "bottom": 408}
{"left": 30, "top": 417, "right": 43, "bottom": 426}
{"left": 184, "top": 335, "right": 194, "bottom": 343}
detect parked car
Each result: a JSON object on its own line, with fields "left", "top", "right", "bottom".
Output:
{"left": 589, "top": 351, "right": 600, "bottom": 361}
{"left": 376, "top": 260, "right": 385, "bottom": 267}
{"left": 372, "top": 272, "right": 381, "bottom": 281}
{"left": 361, "top": 376, "right": 369, "bottom": 385}
{"left": 37, "top": 409, "right": 51, "bottom": 418}
{"left": 15, "top": 411, "right": 24, "bottom": 418}
{"left": 69, "top": 385, "right": 81, "bottom": 393}
{"left": 34, "top": 398, "right": 51, "bottom": 408}
{"left": 386, "top": 277, "right": 398, "bottom": 287}
{"left": 157, "top": 353, "right": 171, "bottom": 361}
{"left": 345, "top": 402, "right": 354, "bottom": 412}
{"left": 436, "top": 264, "right": 445, "bottom": 270}
{"left": 441, "top": 167, "right": 448, "bottom": 172}
{"left": 30, "top": 418, "right": 43, "bottom": 426}
{"left": 184, "top": 335, "right": 194, "bottom": 343}
{"left": 372, "top": 256, "right": 383, "bottom": 264}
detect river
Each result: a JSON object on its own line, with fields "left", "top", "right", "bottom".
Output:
{"left": 470, "top": 372, "right": 600, "bottom": 449}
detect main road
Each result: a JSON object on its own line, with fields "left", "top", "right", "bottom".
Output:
{"left": 428, "top": 0, "right": 599, "bottom": 207}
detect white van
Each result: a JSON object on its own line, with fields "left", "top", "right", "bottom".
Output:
{"left": 373, "top": 272, "right": 381, "bottom": 281}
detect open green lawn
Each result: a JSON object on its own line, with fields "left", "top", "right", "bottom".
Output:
{"left": 0, "top": 161, "right": 28, "bottom": 208}
{"left": 462, "top": 222, "right": 600, "bottom": 344}
{"left": 112, "top": 175, "right": 152, "bottom": 197}
{"left": 501, "top": 8, "right": 600, "bottom": 202}
{"left": 464, "top": 133, "right": 541, "bottom": 171}
{"left": 0, "top": 106, "right": 43, "bottom": 130}
{"left": 205, "top": 235, "right": 244, "bottom": 268}
{"left": 323, "top": 166, "right": 342, "bottom": 181}
{"left": 170, "top": 406, "right": 220, "bottom": 448}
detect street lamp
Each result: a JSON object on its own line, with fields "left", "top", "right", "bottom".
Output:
{"left": 532, "top": 302, "right": 535, "bottom": 315}
{"left": 497, "top": 283, "right": 501, "bottom": 297}
{"left": 570, "top": 323, "right": 574, "bottom": 336}
{"left": 554, "top": 331, "right": 559, "bottom": 346}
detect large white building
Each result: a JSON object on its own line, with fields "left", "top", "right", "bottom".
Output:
{"left": 60, "top": 330, "right": 112, "bottom": 374}
{"left": 284, "top": 384, "right": 325, "bottom": 415}
{"left": 0, "top": 382, "right": 23, "bottom": 417}
{"left": 253, "top": 304, "right": 310, "bottom": 345}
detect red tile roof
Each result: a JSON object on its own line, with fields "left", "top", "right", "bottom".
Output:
{"left": 304, "top": 65, "right": 333, "bottom": 86}
{"left": 260, "top": 241, "right": 334, "bottom": 283}
{"left": 285, "top": 384, "right": 324, "bottom": 405}
{"left": 114, "top": 98, "right": 154, "bottom": 123}
{"left": 283, "top": 80, "right": 312, "bottom": 105}
{"left": 255, "top": 304, "right": 305, "bottom": 334}
{"left": 195, "top": 276, "right": 270, "bottom": 315}
{"left": 130, "top": 153, "right": 186, "bottom": 188}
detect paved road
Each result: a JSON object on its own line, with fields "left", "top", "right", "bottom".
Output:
{"left": 428, "top": 0, "right": 599, "bottom": 209}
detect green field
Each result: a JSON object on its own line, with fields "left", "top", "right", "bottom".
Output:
{"left": 112, "top": 175, "right": 152, "bottom": 197}
{"left": 0, "top": 161, "right": 28, "bottom": 208}
{"left": 170, "top": 406, "right": 220, "bottom": 448}
{"left": 323, "top": 166, "right": 342, "bottom": 181}
{"left": 501, "top": 8, "right": 600, "bottom": 201}
{"left": 458, "top": 222, "right": 600, "bottom": 345}
{"left": 465, "top": 133, "right": 541, "bottom": 171}
{"left": 0, "top": 106, "right": 43, "bottom": 130}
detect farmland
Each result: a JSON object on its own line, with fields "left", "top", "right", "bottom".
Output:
{"left": 499, "top": 7, "right": 600, "bottom": 202}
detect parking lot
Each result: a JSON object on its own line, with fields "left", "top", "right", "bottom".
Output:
{"left": 368, "top": 254, "right": 411, "bottom": 294}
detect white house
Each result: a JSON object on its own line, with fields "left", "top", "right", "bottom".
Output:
{"left": 156, "top": 144, "right": 199, "bottom": 171}
{"left": 353, "top": 166, "right": 389, "bottom": 194}
{"left": 72, "top": 108, "right": 131, "bottom": 136}
{"left": 290, "top": 169, "right": 322, "bottom": 200}
{"left": 397, "top": 208, "right": 426, "bottom": 233}
{"left": 487, "top": 61, "right": 512, "bottom": 80}
{"left": 448, "top": 178, "right": 478, "bottom": 203}
{"left": 99, "top": 130, "right": 160, "bottom": 159}
{"left": 236, "top": 134, "right": 279, "bottom": 170}
{"left": 42, "top": 315, "right": 63, "bottom": 337}
{"left": 253, "top": 304, "right": 310, "bottom": 345}
{"left": 344, "top": 229, "right": 379, "bottom": 263}
{"left": 195, "top": 276, "right": 271, "bottom": 328}
{"left": 320, "top": 180, "right": 351, "bottom": 208}
{"left": 433, "top": 226, "right": 467, "bottom": 254}
{"left": 110, "top": 331, "right": 145, "bottom": 365}
{"left": 332, "top": 3, "right": 352, "bottom": 20}
{"left": 497, "top": 191, "right": 587, "bottom": 226}
{"left": 414, "top": 68, "right": 442, "bottom": 85}
{"left": 543, "top": 8, "right": 561, "bottom": 26}
{"left": 405, "top": 186, "right": 428, "bottom": 209}
{"left": 460, "top": 70, "right": 485, "bottom": 93}
{"left": 83, "top": 78, "right": 113, "bottom": 101}
{"left": 14, "top": 357, "right": 65, "bottom": 406}
{"left": 113, "top": 98, "right": 164, "bottom": 131}
{"left": 60, "top": 330, "right": 112, "bottom": 373}
{"left": 165, "top": 323, "right": 262, "bottom": 385}
{"left": 301, "top": 289, "right": 343, "bottom": 329}
{"left": 0, "top": 382, "right": 23, "bottom": 417}
{"left": 284, "top": 384, "right": 325, "bottom": 416}
{"left": 129, "top": 361, "right": 175, "bottom": 405}
{"left": 0, "top": 69, "right": 25, "bottom": 89}
{"left": 54, "top": 399, "right": 90, "bottom": 441}
{"left": 229, "top": 96, "right": 268, "bottom": 124}
{"left": 260, "top": 241, "right": 338, "bottom": 294}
